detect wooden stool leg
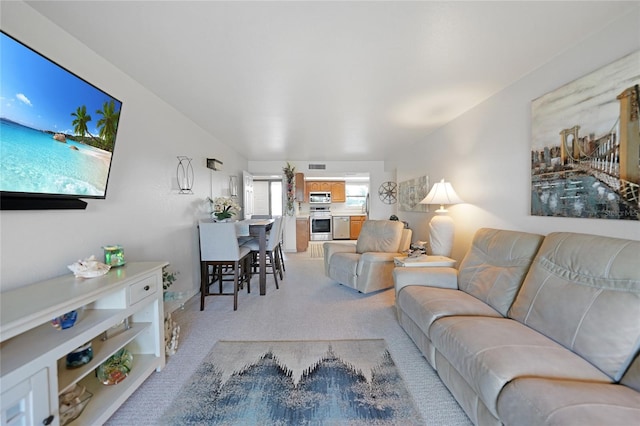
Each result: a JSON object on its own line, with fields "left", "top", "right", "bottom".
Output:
{"left": 233, "top": 261, "right": 239, "bottom": 311}
{"left": 268, "top": 252, "right": 279, "bottom": 289}
{"left": 200, "top": 261, "right": 207, "bottom": 311}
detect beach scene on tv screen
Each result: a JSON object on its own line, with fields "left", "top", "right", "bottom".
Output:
{"left": 0, "top": 32, "right": 121, "bottom": 198}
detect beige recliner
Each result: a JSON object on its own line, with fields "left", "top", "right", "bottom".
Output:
{"left": 323, "top": 220, "right": 412, "bottom": 293}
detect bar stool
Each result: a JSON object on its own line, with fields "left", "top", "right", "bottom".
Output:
{"left": 243, "top": 216, "right": 283, "bottom": 288}
{"left": 198, "top": 220, "right": 252, "bottom": 311}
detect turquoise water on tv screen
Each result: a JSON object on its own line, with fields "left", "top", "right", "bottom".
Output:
{"left": 0, "top": 118, "right": 111, "bottom": 197}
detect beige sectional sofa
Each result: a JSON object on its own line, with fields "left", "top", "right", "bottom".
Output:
{"left": 394, "top": 228, "right": 640, "bottom": 426}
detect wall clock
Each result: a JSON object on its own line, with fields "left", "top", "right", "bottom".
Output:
{"left": 378, "top": 181, "right": 397, "bottom": 204}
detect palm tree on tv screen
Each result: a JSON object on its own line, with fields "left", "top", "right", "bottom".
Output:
{"left": 71, "top": 105, "right": 92, "bottom": 139}
{"left": 96, "top": 99, "right": 119, "bottom": 150}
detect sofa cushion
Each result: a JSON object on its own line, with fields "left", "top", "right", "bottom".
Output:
{"left": 429, "top": 316, "right": 612, "bottom": 418}
{"left": 356, "top": 220, "right": 404, "bottom": 253}
{"left": 497, "top": 378, "right": 640, "bottom": 426}
{"left": 457, "top": 228, "right": 544, "bottom": 316}
{"left": 509, "top": 232, "right": 640, "bottom": 381}
{"left": 396, "top": 286, "right": 502, "bottom": 338}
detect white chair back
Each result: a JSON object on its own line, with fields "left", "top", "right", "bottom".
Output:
{"left": 266, "top": 216, "right": 283, "bottom": 251}
{"left": 198, "top": 220, "right": 242, "bottom": 261}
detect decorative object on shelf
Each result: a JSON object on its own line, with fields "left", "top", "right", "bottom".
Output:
{"left": 206, "top": 158, "right": 223, "bottom": 171}
{"left": 208, "top": 196, "right": 241, "bottom": 221}
{"left": 51, "top": 310, "right": 78, "bottom": 330}
{"left": 378, "top": 181, "right": 398, "bottom": 204}
{"left": 229, "top": 175, "right": 238, "bottom": 197}
{"left": 101, "top": 317, "right": 131, "bottom": 341}
{"left": 408, "top": 241, "right": 428, "bottom": 257}
{"left": 165, "top": 312, "right": 181, "bottom": 356}
{"left": 162, "top": 265, "right": 179, "bottom": 291}
{"left": 177, "top": 156, "right": 194, "bottom": 194}
{"left": 97, "top": 348, "right": 133, "bottom": 385}
{"left": 102, "top": 245, "right": 125, "bottom": 267}
{"left": 283, "top": 162, "right": 296, "bottom": 216}
{"left": 66, "top": 341, "right": 93, "bottom": 369}
{"left": 399, "top": 175, "right": 429, "bottom": 212}
{"left": 68, "top": 255, "right": 111, "bottom": 278}
{"left": 59, "top": 385, "right": 93, "bottom": 426}
{"left": 419, "top": 178, "right": 464, "bottom": 257}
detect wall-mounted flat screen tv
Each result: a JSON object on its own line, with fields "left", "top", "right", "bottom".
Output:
{"left": 0, "top": 31, "right": 122, "bottom": 209}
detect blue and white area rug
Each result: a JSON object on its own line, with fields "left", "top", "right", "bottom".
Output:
{"left": 161, "top": 339, "right": 423, "bottom": 425}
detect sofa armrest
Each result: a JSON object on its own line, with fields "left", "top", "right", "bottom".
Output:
{"left": 324, "top": 242, "right": 356, "bottom": 258}
{"left": 323, "top": 242, "right": 357, "bottom": 274}
{"left": 393, "top": 266, "right": 459, "bottom": 295}
{"left": 360, "top": 251, "right": 402, "bottom": 263}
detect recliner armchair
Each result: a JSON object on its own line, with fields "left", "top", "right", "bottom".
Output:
{"left": 323, "top": 220, "right": 412, "bottom": 293}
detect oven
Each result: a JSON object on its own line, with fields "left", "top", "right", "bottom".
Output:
{"left": 310, "top": 206, "right": 332, "bottom": 241}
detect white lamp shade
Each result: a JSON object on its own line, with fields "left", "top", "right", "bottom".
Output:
{"left": 420, "top": 179, "right": 463, "bottom": 212}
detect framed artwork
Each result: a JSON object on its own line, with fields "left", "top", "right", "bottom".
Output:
{"left": 531, "top": 50, "right": 639, "bottom": 221}
{"left": 398, "top": 175, "right": 429, "bottom": 212}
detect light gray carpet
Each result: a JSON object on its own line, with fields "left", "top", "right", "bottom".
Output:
{"left": 105, "top": 252, "right": 471, "bottom": 425}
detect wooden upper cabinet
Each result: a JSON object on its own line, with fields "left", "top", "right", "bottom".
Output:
{"left": 304, "top": 181, "right": 319, "bottom": 201}
{"left": 331, "top": 182, "right": 346, "bottom": 202}
{"left": 295, "top": 173, "right": 305, "bottom": 202}
{"left": 303, "top": 180, "right": 346, "bottom": 203}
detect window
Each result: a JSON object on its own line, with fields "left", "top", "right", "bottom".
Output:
{"left": 254, "top": 180, "right": 283, "bottom": 216}
{"left": 346, "top": 183, "right": 368, "bottom": 208}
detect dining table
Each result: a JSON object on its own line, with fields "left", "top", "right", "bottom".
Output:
{"left": 235, "top": 218, "right": 274, "bottom": 295}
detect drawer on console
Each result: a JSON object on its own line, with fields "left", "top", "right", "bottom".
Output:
{"left": 129, "top": 275, "right": 157, "bottom": 306}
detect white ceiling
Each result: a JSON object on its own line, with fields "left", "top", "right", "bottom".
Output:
{"left": 25, "top": 1, "right": 636, "bottom": 162}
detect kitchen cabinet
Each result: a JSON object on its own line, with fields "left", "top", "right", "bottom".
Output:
{"left": 294, "top": 173, "right": 305, "bottom": 202}
{"left": 0, "top": 262, "right": 166, "bottom": 426}
{"left": 350, "top": 215, "right": 367, "bottom": 240}
{"left": 330, "top": 182, "right": 346, "bottom": 202}
{"left": 304, "top": 181, "right": 320, "bottom": 201}
{"left": 304, "top": 181, "right": 345, "bottom": 203}
{"left": 296, "top": 217, "right": 310, "bottom": 252}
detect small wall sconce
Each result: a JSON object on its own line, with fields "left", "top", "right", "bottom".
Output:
{"left": 206, "top": 158, "right": 223, "bottom": 171}
{"left": 229, "top": 175, "right": 238, "bottom": 197}
{"left": 177, "top": 156, "right": 194, "bottom": 194}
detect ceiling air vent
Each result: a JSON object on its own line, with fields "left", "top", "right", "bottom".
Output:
{"left": 308, "top": 164, "right": 326, "bottom": 170}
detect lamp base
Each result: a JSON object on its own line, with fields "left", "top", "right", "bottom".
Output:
{"left": 429, "top": 214, "right": 455, "bottom": 257}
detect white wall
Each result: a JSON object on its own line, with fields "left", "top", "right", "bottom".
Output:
{"left": 0, "top": 2, "right": 248, "bottom": 293}
{"left": 390, "top": 7, "right": 640, "bottom": 261}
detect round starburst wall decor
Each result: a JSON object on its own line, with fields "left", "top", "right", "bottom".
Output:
{"left": 378, "top": 181, "right": 397, "bottom": 204}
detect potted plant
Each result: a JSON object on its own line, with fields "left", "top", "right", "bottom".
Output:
{"left": 208, "top": 196, "right": 241, "bottom": 221}
{"left": 162, "top": 266, "right": 178, "bottom": 294}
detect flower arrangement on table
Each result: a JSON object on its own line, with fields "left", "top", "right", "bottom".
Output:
{"left": 208, "top": 196, "right": 241, "bottom": 221}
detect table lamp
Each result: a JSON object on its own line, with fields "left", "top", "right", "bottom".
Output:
{"left": 419, "top": 179, "right": 464, "bottom": 257}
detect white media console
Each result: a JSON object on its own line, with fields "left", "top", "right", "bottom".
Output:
{"left": 0, "top": 262, "right": 166, "bottom": 425}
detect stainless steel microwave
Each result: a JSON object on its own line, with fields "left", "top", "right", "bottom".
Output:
{"left": 309, "top": 192, "right": 331, "bottom": 203}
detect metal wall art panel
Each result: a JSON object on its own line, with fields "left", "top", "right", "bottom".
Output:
{"left": 398, "top": 175, "right": 429, "bottom": 212}
{"left": 530, "top": 51, "right": 639, "bottom": 220}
